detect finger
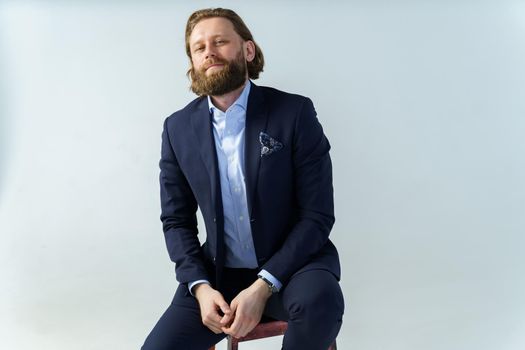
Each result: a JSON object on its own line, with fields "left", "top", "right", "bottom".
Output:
{"left": 220, "top": 314, "right": 234, "bottom": 331}
{"left": 206, "top": 324, "right": 223, "bottom": 334}
{"left": 221, "top": 324, "right": 234, "bottom": 336}
{"left": 229, "top": 299, "right": 238, "bottom": 314}
{"left": 221, "top": 299, "right": 240, "bottom": 334}
{"left": 203, "top": 309, "right": 225, "bottom": 330}
{"left": 237, "top": 320, "right": 252, "bottom": 338}
{"left": 215, "top": 295, "right": 231, "bottom": 315}
{"left": 202, "top": 313, "right": 221, "bottom": 332}
{"left": 222, "top": 299, "right": 238, "bottom": 325}
{"left": 209, "top": 314, "right": 222, "bottom": 326}
{"left": 207, "top": 320, "right": 225, "bottom": 334}
{"left": 224, "top": 310, "right": 244, "bottom": 337}
{"left": 220, "top": 311, "right": 233, "bottom": 325}
{"left": 221, "top": 318, "right": 237, "bottom": 335}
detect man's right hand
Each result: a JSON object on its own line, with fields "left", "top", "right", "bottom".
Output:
{"left": 194, "top": 283, "right": 232, "bottom": 334}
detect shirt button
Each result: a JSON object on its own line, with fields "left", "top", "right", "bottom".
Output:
{"left": 239, "top": 216, "right": 244, "bottom": 221}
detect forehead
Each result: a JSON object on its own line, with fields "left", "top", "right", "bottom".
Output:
{"left": 189, "top": 17, "right": 238, "bottom": 44}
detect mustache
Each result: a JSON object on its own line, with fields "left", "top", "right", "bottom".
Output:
{"left": 203, "top": 58, "right": 228, "bottom": 71}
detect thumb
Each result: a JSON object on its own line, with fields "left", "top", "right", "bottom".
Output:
{"left": 215, "top": 294, "right": 231, "bottom": 315}
{"left": 228, "top": 299, "right": 238, "bottom": 315}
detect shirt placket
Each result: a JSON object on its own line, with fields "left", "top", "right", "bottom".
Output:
{"left": 223, "top": 109, "right": 245, "bottom": 246}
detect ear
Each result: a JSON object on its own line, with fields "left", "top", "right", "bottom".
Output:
{"left": 244, "top": 40, "right": 256, "bottom": 62}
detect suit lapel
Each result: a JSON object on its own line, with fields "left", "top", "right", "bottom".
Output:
{"left": 190, "top": 97, "right": 226, "bottom": 271}
{"left": 245, "top": 83, "right": 269, "bottom": 218}
{"left": 190, "top": 98, "right": 221, "bottom": 215}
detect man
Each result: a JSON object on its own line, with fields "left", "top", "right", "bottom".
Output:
{"left": 142, "top": 8, "right": 344, "bottom": 350}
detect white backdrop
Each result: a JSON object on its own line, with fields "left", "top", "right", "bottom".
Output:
{"left": 1, "top": 1, "right": 524, "bottom": 349}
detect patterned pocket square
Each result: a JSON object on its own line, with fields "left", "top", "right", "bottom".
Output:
{"left": 259, "top": 132, "right": 284, "bottom": 157}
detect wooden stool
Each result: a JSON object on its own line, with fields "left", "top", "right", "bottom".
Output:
{"left": 209, "top": 320, "right": 337, "bottom": 349}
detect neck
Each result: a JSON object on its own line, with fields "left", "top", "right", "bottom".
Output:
{"left": 210, "top": 80, "right": 248, "bottom": 112}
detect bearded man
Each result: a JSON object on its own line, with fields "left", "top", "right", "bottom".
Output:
{"left": 142, "top": 8, "right": 344, "bottom": 350}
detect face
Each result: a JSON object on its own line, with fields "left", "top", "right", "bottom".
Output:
{"left": 188, "top": 17, "right": 255, "bottom": 96}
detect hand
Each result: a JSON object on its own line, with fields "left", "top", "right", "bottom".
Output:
{"left": 194, "top": 283, "right": 232, "bottom": 334}
{"left": 221, "top": 278, "right": 272, "bottom": 338}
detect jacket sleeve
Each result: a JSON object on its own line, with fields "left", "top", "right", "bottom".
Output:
{"left": 159, "top": 117, "right": 209, "bottom": 284}
{"left": 261, "top": 98, "right": 335, "bottom": 283}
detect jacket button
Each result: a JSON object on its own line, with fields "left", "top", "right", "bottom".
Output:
{"left": 213, "top": 257, "right": 216, "bottom": 262}
{"left": 213, "top": 217, "right": 216, "bottom": 223}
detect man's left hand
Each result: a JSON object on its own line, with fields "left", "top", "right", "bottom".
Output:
{"left": 221, "top": 278, "right": 272, "bottom": 338}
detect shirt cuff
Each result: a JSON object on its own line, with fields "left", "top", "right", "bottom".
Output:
{"left": 188, "top": 280, "right": 210, "bottom": 296}
{"left": 257, "top": 269, "right": 283, "bottom": 292}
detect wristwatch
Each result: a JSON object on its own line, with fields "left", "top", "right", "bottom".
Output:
{"left": 258, "top": 275, "right": 279, "bottom": 294}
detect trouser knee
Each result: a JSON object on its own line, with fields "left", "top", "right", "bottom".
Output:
{"left": 286, "top": 272, "right": 344, "bottom": 324}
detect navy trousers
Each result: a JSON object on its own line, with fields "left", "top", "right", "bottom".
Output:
{"left": 141, "top": 266, "right": 344, "bottom": 350}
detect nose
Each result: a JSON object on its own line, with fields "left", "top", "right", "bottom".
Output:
{"left": 203, "top": 44, "right": 217, "bottom": 60}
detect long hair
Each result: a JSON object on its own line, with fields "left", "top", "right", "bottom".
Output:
{"left": 185, "top": 8, "right": 264, "bottom": 79}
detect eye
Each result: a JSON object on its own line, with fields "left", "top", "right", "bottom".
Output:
{"left": 194, "top": 46, "right": 204, "bottom": 53}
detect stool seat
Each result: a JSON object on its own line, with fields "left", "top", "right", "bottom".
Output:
{"left": 209, "top": 320, "right": 337, "bottom": 350}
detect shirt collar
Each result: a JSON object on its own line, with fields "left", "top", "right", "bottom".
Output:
{"left": 207, "top": 79, "right": 251, "bottom": 114}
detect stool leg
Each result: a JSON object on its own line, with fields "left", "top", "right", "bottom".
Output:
{"left": 227, "top": 335, "right": 238, "bottom": 350}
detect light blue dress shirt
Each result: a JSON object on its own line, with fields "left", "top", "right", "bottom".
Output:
{"left": 189, "top": 80, "right": 282, "bottom": 294}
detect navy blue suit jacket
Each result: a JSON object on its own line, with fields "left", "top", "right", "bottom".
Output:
{"left": 159, "top": 83, "right": 340, "bottom": 289}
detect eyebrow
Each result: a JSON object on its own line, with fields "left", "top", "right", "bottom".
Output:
{"left": 191, "top": 34, "right": 229, "bottom": 48}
